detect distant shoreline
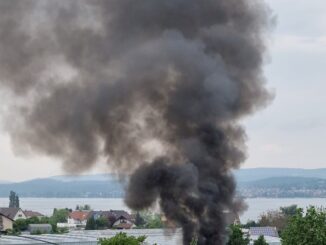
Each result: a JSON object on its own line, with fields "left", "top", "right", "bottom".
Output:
{"left": 0, "top": 196, "right": 326, "bottom": 199}
{"left": 1, "top": 169, "right": 325, "bottom": 198}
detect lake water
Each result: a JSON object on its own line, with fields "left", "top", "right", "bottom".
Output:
{"left": 0, "top": 197, "right": 325, "bottom": 222}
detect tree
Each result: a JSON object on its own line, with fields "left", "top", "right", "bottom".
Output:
{"left": 137, "top": 211, "right": 164, "bottom": 229}
{"left": 280, "top": 205, "right": 297, "bottom": 217}
{"left": 241, "top": 220, "right": 259, "bottom": 228}
{"left": 51, "top": 208, "right": 69, "bottom": 225}
{"left": 15, "top": 195, "right": 20, "bottom": 208}
{"left": 86, "top": 216, "right": 111, "bottom": 230}
{"left": 96, "top": 217, "right": 109, "bottom": 229}
{"left": 258, "top": 210, "right": 287, "bottom": 233}
{"left": 13, "top": 219, "right": 28, "bottom": 232}
{"left": 134, "top": 212, "right": 145, "bottom": 227}
{"left": 98, "top": 232, "right": 146, "bottom": 245}
{"left": 85, "top": 216, "right": 96, "bottom": 230}
{"left": 76, "top": 204, "right": 91, "bottom": 211}
{"left": 253, "top": 235, "right": 268, "bottom": 245}
{"left": 28, "top": 216, "right": 40, "bottom": 224}
{"left": 13, "top": 217, "right": 41, "bottom": 232}
{"left": 39, "top": 216, "right": 51, "bottom": 224}
{"left": 84, "top": 204, "right": 91, "bottom": 210}
{"left": 281, "top": 206, "right": 326, "bottom": 245}
{"left": 145, "top": 214, "right": 164, "bottom": 229}
{"left": 9, "top": 191, "right": 20, "bottom": 208}
{"left": 257, "top": 205, "right": 300, "bottom": 235}
{"left": 227, "top": 225, "right": 249, "bottom": 245}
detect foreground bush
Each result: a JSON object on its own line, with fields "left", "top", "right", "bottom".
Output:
{"left": 98, "top": 232, "right": 147, "bottom": 245}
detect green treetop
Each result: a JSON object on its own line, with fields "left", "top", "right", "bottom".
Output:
{"left": 281, "top": 206, "right": 326, "bottom": 245}
{"left": 227, "top": 225, "right": 249, "bottom": 245}
{"left": 9, "top": 191, "right": 20, "bottom": 208}
{"left": 98, "top": 232, "right": 146, "bottom": 245}
{"left": 253, "top": 235, "right": 268, "bottom": 245}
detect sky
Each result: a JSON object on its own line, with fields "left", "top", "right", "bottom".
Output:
{"left": 0, "top": 0, "right": 325, "bottom": 182}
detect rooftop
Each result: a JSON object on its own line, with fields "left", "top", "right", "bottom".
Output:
{"left": 249, "top": 226, "right": 279, "bottom": 238}
{"left": 24, "top": 210, "right": 44, "bottom": 217}
{"left": 0, "top": 212, "right": 14, "bottom": 221}
{"left": 68, "top": 211, "right": 91, "bottom": 221}
{"left": 0, "top": 208, "right": 20, "bottom": 220}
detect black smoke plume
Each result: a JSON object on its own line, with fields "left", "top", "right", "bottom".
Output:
{"left": 0, "top": 0, "right": 272, "bottom": 244}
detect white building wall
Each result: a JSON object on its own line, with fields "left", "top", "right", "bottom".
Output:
{"left": 68, "top": 218, "right": 87, "bottom": 226}
{"left": 13, "top": 209, "right": 27, "bottom": 220}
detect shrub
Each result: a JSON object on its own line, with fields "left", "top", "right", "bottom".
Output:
{"left": 227, "top": 225, "right": 249, "bottom": 245}
{"left": 98, "top": 232, "right": 147, "bottom": 245}
{"left": 253, "top": 235, "right": 268, "bottom": 245}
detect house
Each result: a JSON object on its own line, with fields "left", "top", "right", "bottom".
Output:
{"left": 0, "top": 208, "right": 26, "bottom": 221}
{"left": 68, "top": 211, "right": 91, "bottom": 226}
{"left": 24, "top": 210, "right": 45, "bottom": 219}
{"left": 0, "top": 212, "right": 14, "bottom": 232}
{"left": 90, "top": 210, "right": 135, "bottom": 229}
{"left": 249, "top": 226, "right": 279, "bottom": 238}
{"left": 110, "top": 210, "right": 135, "bottom": 229}
{"left": 28, "top": 224, "right": 52, "bottom": 234}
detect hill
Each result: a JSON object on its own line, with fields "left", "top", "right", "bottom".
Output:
{"left": 49, "top": 174, "right": 116, "bottom": 182}
{"left": 234, "top": 168, "right": 326, "bottom": 182}
{"left": 0, "top": 178, "right": 124, "bottom": 198}
{"left": 0, "top": 168, "right": 326, "bottom": 198}
{"left": 241, "top": 176, "right": 326, "bottom": 189}
{"left": 237, "top": 176, "right": 326, "bottom": 198}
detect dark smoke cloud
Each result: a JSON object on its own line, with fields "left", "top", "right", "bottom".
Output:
{"left": 0, "top": 0, "right": 272, "bottom": 244}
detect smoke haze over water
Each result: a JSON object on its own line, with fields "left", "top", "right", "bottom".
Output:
{"left": 0, "top": 0, "right": 272, "bottom": 244}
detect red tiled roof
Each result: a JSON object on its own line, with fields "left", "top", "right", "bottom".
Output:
{"left": 24, "top": 210, "right": 44, "bottom": 218}
{"left": 69, "top": 211, "right": 91, "bottom": 221}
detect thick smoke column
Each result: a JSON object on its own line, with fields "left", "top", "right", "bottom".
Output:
{"left": 0, "top": 0, "right": 272, "bottom": 244}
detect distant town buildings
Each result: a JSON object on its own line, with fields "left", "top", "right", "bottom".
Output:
{"left": 66, "top": 209, "right": 135, "bottom": 229}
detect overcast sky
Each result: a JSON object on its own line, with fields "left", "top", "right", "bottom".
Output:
{"left": 0, "top": 0, "right": 325, "bottom": 182}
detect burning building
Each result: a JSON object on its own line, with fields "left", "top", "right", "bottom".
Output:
{"left": 0, "top": 0, "right": 272, "bottom": 244}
